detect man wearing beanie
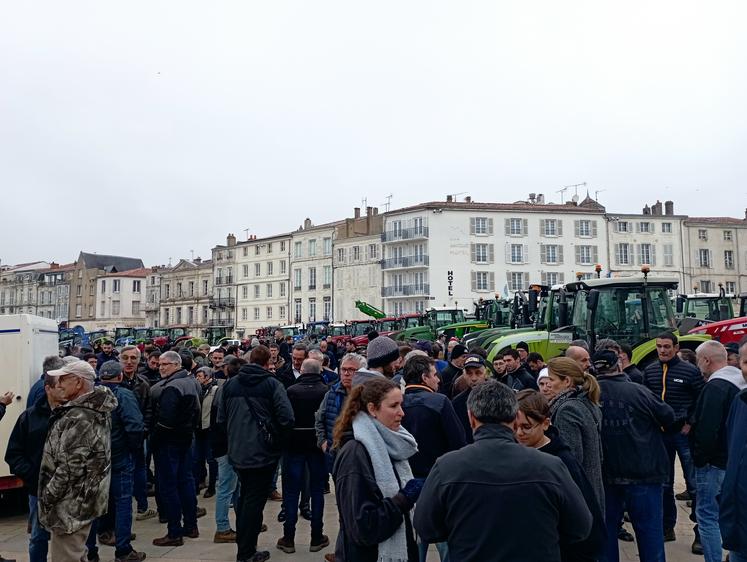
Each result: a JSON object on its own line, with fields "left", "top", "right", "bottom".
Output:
{"left": 440, "top": 344, "right": 467, "bottom": 397}
{"left": 351, "top": 336, "right": 400, "bottom": 387}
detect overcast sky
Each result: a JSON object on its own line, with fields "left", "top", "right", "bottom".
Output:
{"left": 2, "top": 1, "right": 745, "bottom": 267}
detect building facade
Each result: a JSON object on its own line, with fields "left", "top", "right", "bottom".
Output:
{"left": 158, "top": 258, "right": 214, "bottom": 335}
{"left": 94, "top": 268, "right": 148, "bottom": 329}
{"left": 36, "top": 263, "right": 75, "bottom": 322}
{"left": 144, "top": 267, "right": 163, "bottom": 328}
{"left": 334, "top": 207, "right": 384, "bottom": 321}
{"left": 0, "top": 261, "right": 51, "bottom": 316}
{"left": 234, "top": 233, "right": 292, "bottom": 337}
{"left": 210, "top": 235, "right": 238, "bottom": 336}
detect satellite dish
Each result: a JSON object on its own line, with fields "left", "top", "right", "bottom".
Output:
{"left": 571, "top": 194, "right": 579, "bottom": 203}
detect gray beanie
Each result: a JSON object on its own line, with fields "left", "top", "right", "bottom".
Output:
{"left": 366, "top": 336, "right": 399, "bottom": 369}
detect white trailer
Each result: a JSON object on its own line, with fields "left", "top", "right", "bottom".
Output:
{"left": 0, "top": 314, "right": 59, "bottom": 490}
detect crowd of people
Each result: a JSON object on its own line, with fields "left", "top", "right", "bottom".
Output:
{"left": 1, "top": 327, "right": 746, "bottom": 562}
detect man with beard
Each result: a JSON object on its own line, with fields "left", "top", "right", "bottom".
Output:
{"left": 351, "top": 335, "right": 400, "bottom": 386}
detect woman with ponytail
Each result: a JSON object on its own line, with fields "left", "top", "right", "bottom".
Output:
{"left": 546, "top": 356, "right": 605, "bottom": 512}
{"left": 331, "top": 378, "right": 421, "bottom": 562}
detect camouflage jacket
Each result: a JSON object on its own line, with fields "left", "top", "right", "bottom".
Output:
{"left": 38, "top": 386, "right": 117, "bottom": 534}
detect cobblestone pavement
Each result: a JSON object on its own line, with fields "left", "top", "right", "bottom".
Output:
{"left": 0, "top": 479, "right": 706, "bottom": 561}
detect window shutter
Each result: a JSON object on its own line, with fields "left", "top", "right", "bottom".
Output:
{"left": 522, "top": 219, "right": 528, "bottom": 236}
{"left": 470, "top": 217, "right": 476, "bottom": 235}
{"left": 504, "top": 219, "right": 511, "bottom": 235}
{"left": 559, "top": 273, "right": 565, "bottom": 284}
{"left": 540, "top": 245, "right": 547, "bottom": 264}
{"left": 635, "top": 222, "right": 641, "bottom": 233}
{"left": 489, "top": 272, "right": 495, "bottom": 291}
{"left": 541, "top": 272, "right": 547, "bottom": 285}
{"left": 557, "top": 220, "right": 563, "bottom": 236}
{"left": 591, "top": 221, "right": 598, "bottom": 237}
{"left": 471, "top": 272, "right": 477, "bottom": 291}
{"left": 487, "top": 218, "right": 494, "bottom": 235}
{"left": 574, "top": 220, "right": 580, "bottom": 236}
{"left": 708, "top": 250, "right": 713, "bottom": 268}
{"left": 523, "top": 272, "right": 530, "bottom": 289}
{"left": 505, "top": 243, "right": 511, "bottom": 264}
{"left": 488, "top": 244, "right": 495, "bottom": 264}
{"left": 539, "top": 219, "right": 546, "bottom": 236}
{"left": 650, "top": 222, "right": 656, "bottom": 234}
{"left": 558, "top": 246, "right": 564, "bottom": 264}
{"left": 470, "top": 243, "right": 476, "bottom": 263}
{"left": 637, "top": 245, "right": 643, "bottom": 265}
{"left": 575, "top": 246, "right": 581, "bottom": 265}
{"left": 506, "top": 271, "right": 512, "bottom": 288}
{"left": 523, "top": 244, "right": 529, "bottom": 264}
{"left": 650, "top": 245, "right": 656, "bottom": 266}
{"left": 592, "top": 246, "right": 599, "bottom": 263}
{"left": 614, "top": 244, "right": 620, "bottom": 265}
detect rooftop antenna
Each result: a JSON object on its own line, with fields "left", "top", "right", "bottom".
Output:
{"left": 243, "top": 228, "right": 250, "bottom": 240}
{"left": 167, "top": 257, "right": 172, "bottom": 267}
{"left": 448, "top": 192, "right": 467, "bottom": 201}
{"left": 190, "top": 249, "right": 194, "bottom": 261}
{"left": 556, "top": 186, "right": 569, "bottom": 203}
{"left": 564, "top": 182, "right": 587, "bottom": 199}
{"left": 361, "top": 197, "right": 368, "bottom": 209}
{"left": 594, "top": 189, "right": 606, "bottom": 201}
{"left": 382, "top": 193, "right": 393, "bottom": 212}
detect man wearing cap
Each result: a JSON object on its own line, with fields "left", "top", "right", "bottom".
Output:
{"left": 594, "top": 348, "right": 676, "bottom": 562}
{"left": 96, "top": 339, "right": 118, "bottom": 372}
{"left": 351, "top": 336, "right": 400, "bottom": 387}
{"left": 500, "top": 349, "right": 539, "bottom": 391}
{"left": 440, "top": 344, "right": 467, "bottom": 397}
{"left": 88, "top": 361, "right": 146, "bottom": 562}
{"left": 37, "top": 360, "right": 117, "bottom": 562}
{"left": 451, "top": 355, "right": 489, "bottom": 444}
{"left": 726, "top": 343, "right": 740, "bottom": 368}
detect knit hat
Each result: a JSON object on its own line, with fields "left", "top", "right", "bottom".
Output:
{"left": 591, "top": 349, "right": 619, "bottom": 373}
{"left": 516, "top": 341, "right": 529, "bottom": 352}
{"left": 99, "top": 360, "right": 123, "bottom": 379}
{"left": 450, "top": 344, "right": 468, "bottom": 361}
{"left": 366, "top": 336, "right": 400, "bottom": 369}
{"left": 537, "top": 367, "right": 549, "bottom": 381}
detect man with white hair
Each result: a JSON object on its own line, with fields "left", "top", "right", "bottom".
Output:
{"left": 690, "top": 340, "right": 747, "bottom": 562}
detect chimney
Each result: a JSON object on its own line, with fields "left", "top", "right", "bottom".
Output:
{"left": 537, "top": 194, "right": 545, "bottom": 204}
{"left": 194, "top": 257, "right": 202, "bottom": 265}
{"left": 226, "top": 233, "right": 237, "bottom": 246}
{"left": 50, "top": 262, "right": 59, "bottom": 269}
{"left": 465, "top": 196, "right": 472, "bottom": 203}
{"left": 446, "top": 195, "right": 453, "bottom": 203}
{"left": 652, "top": 200, "right": 663, "bottom": 216}
{"left": 373, "top": 207, "right": 379, "bottom": 215}
{"left": 354, "top": 207, "right": 360, "bottom": 219}
{"left": 304, "top": 218, "right": 312, "bottom": 229}
{"left": 744, "top": 207, "right": 747, "bottom": 220}
{"left": 642, "top": 204, "right": 651, "bottom": 215}
{"left": 528, "top": 193, "right": 536, "bottom": 203}
{"left": 366, "top": 206, "right": 372, "bottom": 216}
{"left": 665, "top": 200, "right": 674, "bottom": 216}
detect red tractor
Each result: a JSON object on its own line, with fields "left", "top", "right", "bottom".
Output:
{"left": 688, "top": 292, "right": 747, "bottom": 346}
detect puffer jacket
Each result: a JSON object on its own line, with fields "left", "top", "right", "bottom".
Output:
{"left": 643, "top": 355, "right": 704, "bottom": 431}
{"left": 38, "top": 386, "right": 117, "bottom": 534}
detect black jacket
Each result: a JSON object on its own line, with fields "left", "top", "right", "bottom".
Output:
{"left": 540, "top": 426, "right": 606, "bottom": 562}
{"left": 5, "top": 394, "right": 51, "bottom": 493}
{"left": 721, "top": 389, "right": 747, "bottom": 556}
{"left": 690, "top": 366, "right": 745, "bottom": 469}
{"left": 121, "top": 372, "right": 152, "bottom": 431}
{"left": 215, "top": 363, "right": 294, "bottom": 469}
{"left": 414, "top": 424, "right": 592, "bottom": 562}
{"left": 286, "top": 372, "right": 329, "bottom": 454}
{"left": 598, "top": 372, "right": 676, "bottom": 484}
{"left": 623, "top": 364, "right": 644, "bottom": 384}
{"left": 101, "top": 383, "right": 144, "bottom": 470}
{"left": 439, "top": 363, "right": 462, "bottom": 397}
{"left": 499, "top": 365, "right": 539, "bottom": 391}
{"left": 401, "top": 385, "right": 466, "bottom": 478}
{"left": 149, "top": 369, "right": 200, "bottom": 448}
{"left": 451, "top": 387, "right": 474, "bottom": 444}
{"left": 275, "top": 361, "right": 300, "bottom": 389}
{"left": 643, "top": 355, "right": 704, "bottom": 431}
{"left": 332, "top": 431, "right": 418, "bottom": 562}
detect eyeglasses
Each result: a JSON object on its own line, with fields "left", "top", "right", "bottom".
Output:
{"left": 340, "top": 367, "right": 358, "bottom": 373}
{"left": 516, "top": 422, "right": 542, "bottom": 434}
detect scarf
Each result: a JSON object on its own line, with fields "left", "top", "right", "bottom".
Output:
{"left": 352, "top": 412, "right": 418, "bottom": 562}
{"left": 549, "top": 386, "right": 582, "bottom": 418}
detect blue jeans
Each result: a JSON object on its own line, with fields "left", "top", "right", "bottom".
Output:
{"left": 28, "top": 495, "right": 50, "bottom": 562}
{"left": 154, "top": 443, "right": 197, "bottom": 539}
{"left": 604, "top": 483, "right": 665, "bottom": 562}
{"left": 133, "top": 447, "right": 149, "bottom": 512}
{"left": 695, "top": 464, "right": 725, "bottom": 562}
{"left": 417, "top": 540, "right": 450, "bottom": 562}
{"left": 281, "top": 450, "right": 325, "bottom": 539}
{"left": 663, "top": 431, "right": 695, "bottom": 529}
{"left": 88, "top": 459, "right": 135, "bottom": 558}
{"left": 215, "top": 455, "right": 239, "bottom": 532}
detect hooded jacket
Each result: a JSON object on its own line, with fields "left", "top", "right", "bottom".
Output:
{"left": 38, "top": 386, "right": 117, "bottom": 534}
{"left": 5, "top": 394, "right": 53, "bottom": 494}
{"left": 720, "top": 389, "right": 747, "bottom": 556}
{"left": 214, "top": 362, "right": 294, "bottom": 469}
{"left": 690, "top": 365, "right": 747, "bottom": 469}
{"left": 643, "top": 355, "right": 704, "bottom": 431}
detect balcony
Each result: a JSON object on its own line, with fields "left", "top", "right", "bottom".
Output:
{"left": 382, "top": 284, "right": 430, "bottom": 298}
{"left": 381, "top": 255, "right": 429, "bottom": 270}
{"left": 145, "top": 302, "right": 159, "bottom": 312}
{"left": 381, "top": 227, "right": 429, "bottom": 243}
{"left": 209, "top": 297, "right": 236, "bottom": 308}
{"left": 214, "top": 277, "right": 234, "bottom": 286}
{"left": 212, "top": 318, "right": 234, "bottom": 327}
{"left": 308, "top": 284, "right": 316, "bottom": 290}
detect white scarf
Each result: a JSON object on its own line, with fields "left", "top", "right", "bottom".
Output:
{"left": 352, "top": 412, "right": 418, "bottom": 562}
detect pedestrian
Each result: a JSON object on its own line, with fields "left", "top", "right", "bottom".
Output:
{"left": 690, "top": 341, "right": 747, "bottom": 562}
{"left": 6, "top": 376, "right": 63, "bottom": 562}
{"left": 439, "top": 344, "right": 467, "bottom": 397}
{"left": 332, "top": 377, "right": 421, "bottom": 562}
{"left": 618, "top": 344, "right": 644, "bottom": 384}
{"left": 89, "top": 361, "right": 146, "bottom": 562}
{"left": 27, "top": 355, "right": 64, "bottom": 408}
{"left": 138, "top": 351, "right": 161, "bottom": 385}
{"left": 491, "top": 355, "right": 506, "bottom": 379}
{"left": 451, "top": 355, "right": 489, "bottom": 444}
{"left": 214, "top": 345, "right": 295, "bottom": 562}
{"left": 515, "top": 389, "right": 605, "bottom": 562}
{"left": 401, "top": 354, "right": 466, "bottom": 561}
{"left": 499, "top": 348, "right": 538, "bottom": 391}
{"left": 719, "top": 340, "right": 747, "bottom": 562}
{"left": 352, "top": 335, "right": 401, "bottom": 386}
{"left": 546, "top": 356, "right": 605, "bottom": 512}
{"left": 537, "top": 367, "right": 553, "bottom": 400}
{"left": 414, "top": 380, "right": 593, "bottom": 561}
{"left": 37, "top": 360, "right": 117, "bottom": 562}
{"left": 149, "top": 350, "right": 201, "bottom": 547}
{"left": 194, "top": 366, "right": 218, "bottom": 499}
{"left": 95, "top": 339, "right": 118, "bottom": 371}
{"left": 309, "top": 349, "right": 339, "bottom": 386}
{"left": 593, "top": 349, "right": 676, "bottom": 562}
{"left": 277, "top": 343, "right": 308, "bottom": 388}
{"left": 276, "top": 358, "right": 330, "bottom": 554}
{"left": 642, "top": 332, "right": 704, "bottom": 541}
{"left": 526, "top": 351, "right": 546, "bottom": 378}
{"left": 566, "top": 344, "right": 592, "bottom": 373}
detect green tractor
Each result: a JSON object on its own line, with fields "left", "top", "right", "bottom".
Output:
{"left": 674, "top": 284, "right": 735, "bottom": 333}
{"left": 394, "top": 307, "right": 467, "bottom": 342}
{"left": 438, "top": 298, "right": 514, "bottom": 341}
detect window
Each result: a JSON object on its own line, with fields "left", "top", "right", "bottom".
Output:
{"left": 323, "top": 296, "right": 331, "bottom": 320}
{"left": 187, "top": 306, "right": 194, "bottom": 324}
{"left": 726, "top": 281, "right": 736, "bottom": 294}
{"left": 309, "top": 239, "right": 317, "bottom": 257}
{"left": 542, "top": 272, "right": 565, "bottom": 286}
{"left": 309, "top": 298, "right": 316, "bottom": 320}
{"left": 112, "top": 300, "right": 120, "bottom": 316}
{"left": 113, "top": 280, "right": 120, "bottom": 292}
{"left": 165, "top": 284, "right": 170, "bottom": 298}
{"left": 294, "top": 269, "right": 301, "bottom": 290}
{"left": 698, "top": 229, "right": 708, "bottom": 241}
{"left": 541, "top": 244, "right": 562, "bottom": 264}
{"left": 243, "top": 246, "right": 248, "bottom": 257}
{"left": 725, "top": 250, "right": 734, "bottom": 269}
{"left": 323, "top": 237, "right": 332, "bottom": 256}
{"left": 506, "top": 218, "right": 527, "bottom": 236}
{"left": 508, "top": 272, "right": 528, "bottom": 291}
{"left": 614, "top": 243, "right": 629, "bottom": 265}
{"left": 540, "top": 219, "right": 562, "bottom": 237}
{"left": 266, "top": 283, "right": 273, "bottom": 297}
{"left": 368, "top": 244, "right": 378, "bottom": 259}
{"left": 176, "top": 282, "right": 182, "bottom": 297}
{"left": 75, "top": 304, "right": 82, "bottom": 317}
{"left": 202, "top": 306, "right": 208, "bottom": 324}
{"left": 576, "top": 220, "right": 597, "bottom": 237}
{"left": 164, "top": 308, "right": 170, "bottom": 325}
{"left": 101, "top": 280, "right": 106, "bottom": 294}
{"left": 255, "top": 245, "right": 260, "bottom": 256}
{"left": 78, "top": 269, "right": 83, "bottom": 279}
{"left": 353, "top": 246, "right": 360, "bottom": 261}
{"left": 700, "top": 280, "right": 713, "bottom": 293}
{"left": 255, "top": 263, "right": 261, "bottom": 277}
{"left": 471, "top": 217, "right": 493, "bottom": 235}
{"left": 294, "top": 241, "right": 302, "bottom": 258}
{"left": 323, "top": 265, "right": 332, "bottom": 288}
{"left": 637, "top": 244, "right": 654, "bottom": 265}
{"left": 698, "top": 249, "right": 712, "bottom": 268}
{"left": 576, "top": 245, "right": 592, "bottom": 265}
{"left": 509, "top": 244, "right": 526, "bottom": 264}
{"left": 638, "top": 222, "right": 653, "bottom": 234}
{"left": 77, "top": 284, "right": 82, "bottom": 297}
{"left": 241, "top": 307, "right": 247, "bottom": 321}
{"left": 242, "top": 285, "right": 248, "bottom": 299}
{"left": 100, "top": 300, "right": 106, "bottom": 316}
{"left": 308, "top": 267, "right": 317, "bottom": 290}
{"left": 662, "top": 222, "right": 672, "bottom": 233}
{"left": 254, "top": 285, "right": 260, "bottom": 298}
{"left": 254, "top": 307, "right": 260, "bottom": 320}
{"left": 472, "top": 271, "right": 495, "bottom": 292}
{"left": 279, "top": 305, "right": 286, "bottom": 320}
{"left": 267, "top": 262, "right": 273, "bottom": 275}
{"left": 473, "top": 243, "right": 488, "bottom": 263}
{"left": 188, "top": 281, "right": 194, "bottom": 296}
{"left": 724, "top": 230, "right": 733, "bottom": 241}
{"left": 280, "top": 282, "right": 286, "bottom": 297}
{"left": 337, "top": 248, "right": 346, "bottom": 264}
{"left": 132, "top": 301, "right": 140, "bottom": 315}
{"left": 280, "top": 241, "right": 286, "bottom": 252}
{"left": 663, "top": 244, "right": 674, "bottom": 266}
{"left": 175, "top": 306, "right": 182, "bottom": 323}
{"left": 202, "top": 280, "right": 208, "bottom": 295}
{"left": 267, "top": 243, "right": 273, "bottom": 253}
{"left": 243, "top": 265, "right": 249, "bottom": 278}
{"left": 616, "top": 221, "right": 630, "bottom": 233}
{"left": 266, "top": 306, "right": 273, "bottom": 319}
{"left": 280, "top": 260, "right": 286, "bottom": 274}
{"left": 392, "top": 221, "right": 402, "bottom": 237}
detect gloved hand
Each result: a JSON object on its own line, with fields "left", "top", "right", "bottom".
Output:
{"left": 400, "top": 478, "right": 426, "bottom": 504}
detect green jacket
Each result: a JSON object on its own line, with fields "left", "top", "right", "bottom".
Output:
{"left": 38, "top": 386, "right": 117, "bottom": 534}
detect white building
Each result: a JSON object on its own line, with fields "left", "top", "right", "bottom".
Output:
{"left": 95, "top": 268, "right": 148, "bottom": 328}
{"left": 380, "top": 195, "right": 609, "bottom": 315}
{"left": 211, "top": 235, "right": 239, "bottom": 335}
{"left": 158, "top": 258, "right": 214, "bottom": 334}
{"left": 606, "top": 200, "right": 687, "bottom": 286}
{"left": 290, "top": 218, "right": 342, "bottom": 324}
{"left": 36, "top": 263, "right": 75, "bottom": 322}
{"left": 144, "top": 267, "right": 163, "bottom": 328}
{"left": 0, "top": 261, "right": 51, "bottom": 316}
{"left": 234, "top": 232, "right": 292, "bottom": 337}
{"left": 333, "top": 207, "right": 384, "bottom": 321}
